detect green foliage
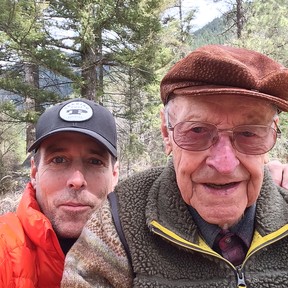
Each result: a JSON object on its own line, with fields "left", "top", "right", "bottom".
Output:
{"left": 2, "top": 0, "right": 288, "bottom": 180}
{"left": 232, "top": 0, "right": 288, "bottom": 66}
{"left": 192, "top": 17, "right": 234, "bottom": 49}
{"left": 43, "top": 0, "right": 173, "bottom": 176}
{"left": 0, "top": 0, "right": 68, "bottom": 128}
{"left": 0, "top": 107, "right": 27, "bottom": 195}
{"left": 269, "top": 113, "right": 288, "bottom": 162}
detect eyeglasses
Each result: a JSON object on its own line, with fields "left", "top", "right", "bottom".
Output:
{"left": 167, "top": 120, "right": 281, "bottom": 155}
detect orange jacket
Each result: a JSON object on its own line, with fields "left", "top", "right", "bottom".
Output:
{"left": 0, "top": 183, "right": 65, "bottom": 288}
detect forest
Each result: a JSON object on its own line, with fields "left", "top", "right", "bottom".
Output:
{"left": 0, "top": 0, "right": 288, "bottom": 195}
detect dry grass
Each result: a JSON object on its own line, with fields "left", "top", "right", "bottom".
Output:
{"left": 0, "top": 192, "right": 22, "bottom": 214}
{"left": 0, "top": 170, "right": 29, "bottom": 215}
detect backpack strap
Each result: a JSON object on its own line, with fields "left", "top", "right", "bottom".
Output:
{"left": 108, "top": 192, "right": 132, "bottom": 266}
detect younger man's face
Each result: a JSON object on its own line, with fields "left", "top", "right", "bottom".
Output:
{"left": 31, "top": 132, "right": 119, "bottom": 238}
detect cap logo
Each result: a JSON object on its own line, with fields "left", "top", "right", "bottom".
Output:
{"left": 59, "top": 101, "right": 93, "bottom": 122}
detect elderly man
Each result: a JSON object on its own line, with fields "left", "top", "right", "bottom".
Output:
{"left": 0, "top": 98, "right": 119, "bottom": 287}
{"left": 61, "top": 45, "right": 288, "bottom": 287}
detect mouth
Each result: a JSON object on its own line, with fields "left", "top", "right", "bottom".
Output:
{"left": 59, "top": 202, "right": 92, "bottom": 211}
{"left": 205, "top": 182, "right": 240, "bottom": 189}
{"left": 61, "top": 202, "right": 86, "bottom": 207}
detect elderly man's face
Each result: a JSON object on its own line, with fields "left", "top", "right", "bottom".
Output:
{"left": 161, "top": 95, "right": 278, "bottom": 228}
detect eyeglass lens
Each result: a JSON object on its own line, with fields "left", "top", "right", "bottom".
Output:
{"left": 172, "top": 122, "right": 278, "bottom": 155}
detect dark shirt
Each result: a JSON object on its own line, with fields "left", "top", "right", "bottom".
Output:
{"left": 188, "top": 204, "right": 256, "bottom": 251}
{"left": 58, "top": 238, "right": 77, "bottom": 255}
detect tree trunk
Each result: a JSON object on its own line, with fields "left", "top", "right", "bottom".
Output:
{"left": 24, "top": 62, "right": 39, "bottom": 152}
{"left": 236, "top": 0, "right": 244, "bottom": 38}
{"left": 81, "top": 44, "right": 98, "bottom": 101}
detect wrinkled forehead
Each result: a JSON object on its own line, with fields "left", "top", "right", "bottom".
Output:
{"left": 166, "top": 94, "right": 277, "bottom": 122}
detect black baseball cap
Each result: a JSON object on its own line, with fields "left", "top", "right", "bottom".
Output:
{"left": 28, "top": 98, "right": 117, "bottom": 157}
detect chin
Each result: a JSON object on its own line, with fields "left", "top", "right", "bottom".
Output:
{"left": 59, "top": 232, "right": 80, "bottom": 239}
{"left": 218, "top": 217, "right": 242, "bottom": 228}
{"left": 205, "top": 212, "right": 242, "bottom": 228}
{"left": 55, "top": 225, "right": 82, "bottom": 239}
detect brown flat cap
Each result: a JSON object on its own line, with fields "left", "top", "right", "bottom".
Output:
{"left": 160, "top": 45, "right": 288, "bottom": 111}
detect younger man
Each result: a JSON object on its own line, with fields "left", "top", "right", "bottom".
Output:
{"left": 0, "top": 98, "right": 119, "bottom": 287}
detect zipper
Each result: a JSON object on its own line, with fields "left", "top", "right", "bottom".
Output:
{"left": 151, "top": 224, "right": 234, "bottom": 266}
{"left": 245, "top": 229, "right": 288, "bottom": 260}
{"left": 234, "top": 230, "right": 288, "bottom": 287}
{"left": 236, "top": 266, "right": 246, "bottom": 287}
{"left": 151, "top": 221, "right": 288, "bottom": 287}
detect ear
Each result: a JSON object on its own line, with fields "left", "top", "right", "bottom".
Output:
{"left": 111, "top": 160, "right": 119, "bottom": 190}
{"left": 160, "top": 108, "right": 172, "bottom": 155}
{"left": 274, "top": 114, "right": 279, "bottom": 124}
{"left": 264, "top": 114, "right": 280, "bottom": 164}
{"left": 30, "top": 156, "right": 37, "bottom": 189}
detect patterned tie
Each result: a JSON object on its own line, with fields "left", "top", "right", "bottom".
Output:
{"left": 213, "top": 229, "right": 247, "bottom": 266}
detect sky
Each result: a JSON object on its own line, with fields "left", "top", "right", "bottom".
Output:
{"left": 185, "top": 0, "right": 229, "bottom": 30}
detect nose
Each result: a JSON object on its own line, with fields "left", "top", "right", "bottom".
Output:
{"left": 66, "top": 170, "right": 87, "bottom": 190}
{"left": 206, "top": 134, "right": 240, "bottom": 174}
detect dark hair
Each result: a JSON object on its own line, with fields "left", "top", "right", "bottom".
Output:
{"left": 33, "top": 150, "right": 40, "bottom": 167}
